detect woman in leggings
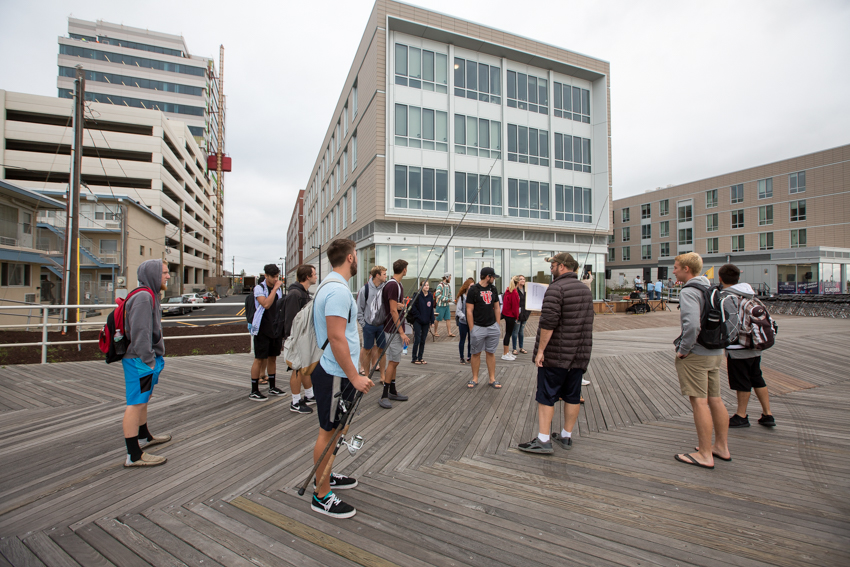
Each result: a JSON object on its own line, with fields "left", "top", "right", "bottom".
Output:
{"left": 501, "top": 276, "right": 520, "bottom": 361}
{"left": 511, "top": 275, "right": 529, "bottom": 354}
{"left": 455, "top": 278, "right": 474, "bottom": 364}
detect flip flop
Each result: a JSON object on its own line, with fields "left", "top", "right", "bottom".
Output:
{"left": 694, "top": 447, "right": 731, "bottom": 461}
{"left": 420, "top": 360, "right": 428, "bottom": 364}
{"left": 519, "top": 349, "right": 528, "bottom": 354}
{"left": 448, "top": 333, "right": 457, "bottom": 337}
{"left": 467, "top": 380, "right": 478, "bottom": 388}
{"left": 258, "top": 377, "right": 268, "bottom": 385}
{"left": 358, "top": 370, "right": 367, "bottom": 376}
{"left": 675, "top": 453, "right": 714, "bottom": 469}
{"left": 489, "top": 381, "right": 502, "bottom": 389}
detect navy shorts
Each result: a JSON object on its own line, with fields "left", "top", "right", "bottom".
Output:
{"left": 311, "top": 361, "right": 356, "bottom": 432}
{"left": 536, "top": 367, "right": 584, "bottom": 406}
{"left": 362, "top": 323, "right": 386, "bottom": 350}
{"left": 726, "top": 355, "right": 766, "bottom": 391}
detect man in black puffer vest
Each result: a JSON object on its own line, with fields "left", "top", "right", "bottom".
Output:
{"left": 519, "top": 252, "right": 594, "bottom": 454}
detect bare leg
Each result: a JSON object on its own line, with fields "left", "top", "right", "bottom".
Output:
{"left": 708, "top": 396, "right": 730, "bottom": 459}
{"left": 386, "top": 361, "right": 399, "bottom": 385}
{"left": 267, "top": 356, "right": 277, "bottom": 376}
{"left": 470, "top": 352, "right": 481, "bottom": 383}
{"left": 290, "top": 369, "right": 301, "bottom": 396}
{"left": 122, "top": 404, "right": 147, "bottom": 438}
{"left": 313, "top": 427, "right": 336, "bottom": 498}
{"left": 563, "top": 402, "right": 581, "bottom": 433}
{"left": 680, "top": 397, "right": 716, "bottom": 467}
{"left": 735, "top": 390, "right": 751, "bottom": 417}
{"left": 301, "top": 374, "right": 313, "bottom": 390}
{"left": 370, "top": 347, "right": 386, "bottom": 383}
{"left": 537, "top": 404, "right": 554, "bottom": 436}
{"left": 251, "top": 358, "right": 264, "bottom": 380}
{"left": 753, "top": 386, "right": 772, "bottom": 415}
{"left": 359, "top": 347, "right": 370, "bottom": 374}
{"left": 445, "top": 320, "right": 453, "bottom": 335}
{"left": 485, "top": 351, "right": 496, "bottom": 383}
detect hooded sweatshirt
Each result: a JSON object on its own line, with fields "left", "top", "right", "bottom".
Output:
{"left": 124, "top": 259, "right": 165, "bottom": 369}
{"left": 356, "top": 278, "right": 384, "bottom": 327}
{"left": 674, "top": 275, "right": 724, "bottom": 357}
{"left": 724, "top": 282, "right": 760, "bottom": 359}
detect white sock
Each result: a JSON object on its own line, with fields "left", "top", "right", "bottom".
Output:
{"left": 303, "top": 387, "right": 314, "bottom": 397}
{"left": 561, "top": 429, "right": 571, "bottom": 438}
{"left": 291, "top": 393, "right": 301, "bottom": 405}
{"left": 537, "top": 433, "right": 550, "bottom": 443}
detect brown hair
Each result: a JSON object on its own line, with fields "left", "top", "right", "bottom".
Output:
{"left": 370, "top": 265, "right": 387, "bottom": 279}
{"left": 719, "top": 263, "right": 741, "bottom": 285}
{"left": 456, "top": 277, "right": 475, "bottom": 300}
{"left": 674, "top": 252, "right": 703, "bottom": 277}
{"left": 392, "top": 259, "right": 409, "bottom": 275}
{"left": 296, "top": 264, "right": 315, "bottom": 283}
{"left": 326, "top": 239, "right": 356, "bottom": 268}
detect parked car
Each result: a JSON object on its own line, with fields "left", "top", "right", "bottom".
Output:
{"left": 182, "top": 293, "right": 203, "bottom": 309}
{"left": 201, "top": 292, "right": 217, "bottom": 303}
{"left": 163, "top": 296, "right": 191, "bottom": 316}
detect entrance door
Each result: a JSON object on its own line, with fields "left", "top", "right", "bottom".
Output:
{"left": 463, "top": 258, "right": 492, "bottom": 283}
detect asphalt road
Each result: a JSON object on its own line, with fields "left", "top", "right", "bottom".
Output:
{"left": 161, "top": 293, "right": 249, "bottom": 328}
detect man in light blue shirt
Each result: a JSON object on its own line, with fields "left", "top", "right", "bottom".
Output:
{"left": 310, "top": 238, "right": 374, "bottom": 519}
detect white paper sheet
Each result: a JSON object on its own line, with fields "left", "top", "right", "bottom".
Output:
{"left": 525, "top": 282, "right": 549, "bottom": 311}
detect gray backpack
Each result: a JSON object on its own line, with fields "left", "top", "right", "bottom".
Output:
{"left": 361, "top": 282, "right": 386, "bottom": 326}
{"left": 283, "top": 278, "right": 349, "bottom": 376}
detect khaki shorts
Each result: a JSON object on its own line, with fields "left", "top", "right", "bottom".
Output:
{"left": 675, "top": 353, "right": 723, "bottom": 398}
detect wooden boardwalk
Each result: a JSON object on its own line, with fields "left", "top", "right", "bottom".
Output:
{"left": 1, "top": 314, "right": 849, "bottom": 566}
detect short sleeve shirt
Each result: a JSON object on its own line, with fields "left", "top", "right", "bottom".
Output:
{"left": 467, "top": 282, "right": 499, "bottom": 327}
{"left": 312, "top": 272, "right": 358, "bottom": 377}
{"left": 252, "top": 282, "right": 282, "bottom": 337}
{"left": 382, "top": 279, "right": 404, "bottom": 333}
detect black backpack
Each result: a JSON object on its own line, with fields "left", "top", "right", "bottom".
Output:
{"left": 271, "top": 292, "right": 288, "bottom": 338}
{"left": 244, "top": 292, "right": 256, "bottom": 324}
{"left": 687, "top": 282, "right": 738, "bottom": 349}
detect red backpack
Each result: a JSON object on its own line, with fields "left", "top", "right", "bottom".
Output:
{"left": 98, "top": 287, "right": 155, "bottom": 364}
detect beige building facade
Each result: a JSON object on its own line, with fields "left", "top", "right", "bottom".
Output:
{"left": 299, "top": 0, "right": 611, "bottom": 297}
{"left": 608, "top": 144, "right": 850, "bottom": 294}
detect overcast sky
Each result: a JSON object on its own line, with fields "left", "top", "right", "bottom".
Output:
{"left": 1, "top": 0, "right": 848, "bottom": 275}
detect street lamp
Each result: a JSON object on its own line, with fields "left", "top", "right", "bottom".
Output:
{"left": 311, "top": 244, "right": 322, "bottom": 281}
{"left": 278, "top": 257, "right": 286, "bottom": 293}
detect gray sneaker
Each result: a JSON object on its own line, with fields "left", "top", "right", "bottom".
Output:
{"left": 379, "top": 397, "right": 393, "bottom": 409}
{"left": 517, "top": 437, "right": 554, "bottom": 454}
{"left": 551, "top": 432, "right": 572, "bottom": 450}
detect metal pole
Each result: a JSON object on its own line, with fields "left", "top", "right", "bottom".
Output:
{"left": 41, "top": 307, "right": 48, "bottom": 364}
{"left": 179, "top": 206, "right": 184, "bottom": 295}
{"left": 63, "top": 65, "right": 85, "bottom": 331}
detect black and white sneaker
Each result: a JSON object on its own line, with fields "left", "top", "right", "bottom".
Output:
{"left": 314, "top": 472, "right": 358, "bottom": 490}
{"left": 248, "top": 391, "right": 267, "bottom": 402}
{"left": 302, "top": 395, "right": 317, "bottom": 405}
{"left": 268, "top": 387, "right": 286, "bottom": 396}
{"left": 311, "top": 491, "right": 355, "bottom": 519}
{"left": 290, "top": 399, "right": 313, "bottom": 414}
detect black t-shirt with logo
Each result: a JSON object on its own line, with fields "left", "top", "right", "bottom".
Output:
{"left": 467, "top": 282, "right": 499, "bottom": 327}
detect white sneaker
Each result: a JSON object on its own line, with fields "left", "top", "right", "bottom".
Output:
{"left": 581, "top": 379, "right": 590, "bottom": 386}
{"left": 501, "top": 354, "right": 515, "bottom": 361}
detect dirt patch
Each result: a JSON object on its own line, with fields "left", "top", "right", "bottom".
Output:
{"left": 0, "top": 324, "right": 250, "bottom": 365}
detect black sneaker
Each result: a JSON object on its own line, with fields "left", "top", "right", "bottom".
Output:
{"left": 290, "top": 399, "right": 313, "bottom": 414}
{"left": 517, "top": 437, "right": 554, "bottom": 454}
{"left": 729, "top": 414, "right": 750, "bottom": 428}
{"left": 248, "top": 391, "right": 267, "bottom": 402}
{"left": 758, "top": 414, "right": 776, "bottom": 427}
{"left": 314, "top": 472, "right": 358, "bottom": 490}
{"left": 302, "top": 395, "right": 317, "bottom": 405}
{"left": 311, "top": 491, "right": 355, "bottom": 519}
{"left": 551, "top": 432, "right": 573, "bottom": 450}
{"left": 268, "top": 387, "right": 286, "bottom": 396}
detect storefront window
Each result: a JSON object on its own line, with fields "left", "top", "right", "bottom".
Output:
{"left": 820, "top": 263, "right": 842, "bottom": 294}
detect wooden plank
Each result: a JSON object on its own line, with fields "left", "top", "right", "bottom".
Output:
{"left": 21, "top": 531, "right": 81, "bottom": 567}
{"left": 0, "top": 537, "right": 47, "bottom": 567}
{"left": 73, "top": 522, "right": 149, "bottom": 567}
{"left": 95, "top": 517, "right": 189, "bottom": 566}
{"left": 120, "top": 513, "right": 224, "bottom": 567}
{"left": 144, "top": 509, "right": 256, "bottom": 567}
{"left": 48, "top": 526, "right": 115, "bottom": 567}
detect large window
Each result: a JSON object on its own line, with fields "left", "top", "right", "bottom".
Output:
{"left": 731, "top": 184, "right": 744, "bottom": 204}
{"left": 508, "top": 178, "right": 550, "bottom": 219}
{"left": 789, "top": 171, "right": 806, "bottom": 194}
{"left": 659, "top": 199, "right": 669, "bottom": 216}
{"left": 455, "top": 114, "right": 500, "bottom": 157}
{"left": 759, "top": 205, "right": 773, "bottom": 226}
{"left": 59, "top": 66, "right": 203, "bottom": 96}
{"left": 758, "top": 178, "right": 773, "bottom": 199}
{"left": 706, "top": 189, "right": 718, "bottom": 208}
{"left": 660, "top": 242, "right": 670, "bottom": 257}
{"left": 706, "top": 213, "right": 718, "bottom": 232}
{"left": 759, "top": 232, "right": 774, "bottom": 251}
{"left": 707, "top": 238, "right": 719, "bottom": 254}
{"left": 678, "top": 203, "right": 692, "bottom": 222}
{"left": 608, "top": 248, "right": 615, "bottom": 262}
{"left": 351, "top": 184, "right": 357, "bottom": 222}
{"left": 641, "top": 245, "right": 652, "bottom": 260}
{"left": 454, "top": 173, "right": 502, "bottom": 216}
{"left": 342, "top": 194, "right": 348, "bottom": 229}
{"left": 790, "top": 228, "right": 806, "bottom": 248}
{"left": 1, "top": 262, "right": 31, "bottom": 286}
{"left": 622, "top": 208, "right": 630, "bottom": 223}
{"left": 659, "top": 220, "right": 669, "bottom": 238}
{"left": 641, "top": 224, "right": 651, "bottom": 239}
{"left": 554, "top": 185, "right": 591, "bottom": 223}
{"left": 394, "top": 165, "right": 449, "bottom": 211}
{"left": 553, "top": 133, "right": 590, "bottom": 172}
{"left": 622, "top": 227, "right": 631, "bottom": 242}
{"left": 59, "top": 44, "right": 204, "bottom": 76}
{"left": 678, "top": 228, "right": 693, "bottom": 245}
{"left": 731, "top": 209, "right": 744, "bottom": 229}
{"left": 790, "top": 199, "right": 806, "bottom": 222}
{"left": 553, "top": 82, "right": 590, "bottom": 122}
{"left": 1, "top": 204, "right": 18, "bottom": 245}
{"left": 622, "top": 247, "right": 631, "bottom": 261}
{"left": 454, "top": 58, "right": 500, "bottom": 103}
{"left": 641, "top": 204, "right": 651, "bottom": 219}
{"left": 507, "top": 70, "right": 548, "bottom": 114}
{"left": 395, "top": 44, "right": 448, "bottom": 92}
{"left": 60, "top": 90, "right": 203, "bottom": 117}
{"left": 732, "top": 235, "right": 745, "bottom": 252}
{"left": 396, "top": 104, "right": 448, "bottom": 151}
{"left": 508, "top": 125, "right": 549, "bottom": 165}
{"left": 342, "top": 150, "right": 348, "bottom": 182}
{"left": 351, "top": 132, "right": 357, "bottom": 170}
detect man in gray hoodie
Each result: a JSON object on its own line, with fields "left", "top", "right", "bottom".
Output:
{"left": 122, "top": 259, "right": 172, "bottom": 467}
{"left": 718, "top": 264, "right": 776, "bottom": 428}
{"left": 672, "top": 252, "right": 730, "bottom": 469}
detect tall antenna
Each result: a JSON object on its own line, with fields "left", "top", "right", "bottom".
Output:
{"left": 215, "top": 45, "right": 225, "bottom": 276}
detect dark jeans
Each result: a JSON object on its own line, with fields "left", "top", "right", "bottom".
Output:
{"left": 503, "top": 316, "right": 516, "bottom": 346}
{"left": 412, "top": 320, "right": 429, "bottom": 361}
{"left": 458, "top": 322, "right": 471, "bottom": 360}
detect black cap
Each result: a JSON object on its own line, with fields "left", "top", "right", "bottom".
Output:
{"left": 480, "top": 267, "right": 500, "bottom": 279}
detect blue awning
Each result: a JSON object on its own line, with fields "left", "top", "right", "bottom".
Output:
{"left": 0, "top": 248, "right": 49, "bottom": 263}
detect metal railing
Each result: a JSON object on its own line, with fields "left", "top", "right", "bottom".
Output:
{"left": 0, "top": 301, "right": 250, "bottom": 364}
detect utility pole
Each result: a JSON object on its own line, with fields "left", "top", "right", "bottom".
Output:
{"left": 215, "top": 45, "right": 225, "bottom": 277}
{"left": 232, "top": 256, "right": 235, "bottom": 277}
{"left": 63, "top": 65, "right": 85, "bottom": 329}
{"left": 179, "top": 206, "right": 184, "bottom": 295}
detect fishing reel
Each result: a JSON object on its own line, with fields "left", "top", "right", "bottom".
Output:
{"left": 342, "top": 434, "right": 365, "bottom": 456}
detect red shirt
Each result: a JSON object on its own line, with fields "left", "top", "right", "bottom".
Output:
{"left": 502, "top": 289, "right": 520, "bottom": 318}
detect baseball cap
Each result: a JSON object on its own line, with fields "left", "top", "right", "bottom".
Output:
{"left": 480, "top": 267, "right": 500, "bottom": 279}
{"left": 443, "top": 272, "right": 452, "bottom": 279}
{"left": 545, "top": 252, "right": 576, "bottom": 266}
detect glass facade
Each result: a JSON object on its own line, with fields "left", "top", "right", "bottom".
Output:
{"left": 59, "top": 44, "right": 205, "bottom": 76}
{"left": 59, "top": 90, "right": 204, "bottom": 117}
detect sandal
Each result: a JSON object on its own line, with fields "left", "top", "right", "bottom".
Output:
{"left": 467, "top": 380, "right": 478, "bottom": 388}
{"left": 358, "top": 370, "right": 367, "bottom": 376}
{"left": 420, "top": 360, "right": 428, "bottom": 364}
{"left": 512, "top": 350, "right": 518, "bottom": 355}
{"left": 258, "top": 376, "right": 268, "bottom": 385}
{"left": 489, "top": 381, "right": 502, "bottom": 389}
{"left": 460, "top": 359, "right": 466, "bottom": 364}
{"left": 519, "top": 349, "right": 528, "bottom": 354}
{"left": 448, "top": 333, "right": 457, "bottom": 337}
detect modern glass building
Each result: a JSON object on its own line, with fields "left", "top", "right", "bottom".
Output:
{"left": 296, "top": 0, "right": 611, "bottom": 297}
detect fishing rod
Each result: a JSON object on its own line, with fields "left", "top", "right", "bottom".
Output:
{"left": 298, "top": 158, "right": 499, "bottom": 496}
